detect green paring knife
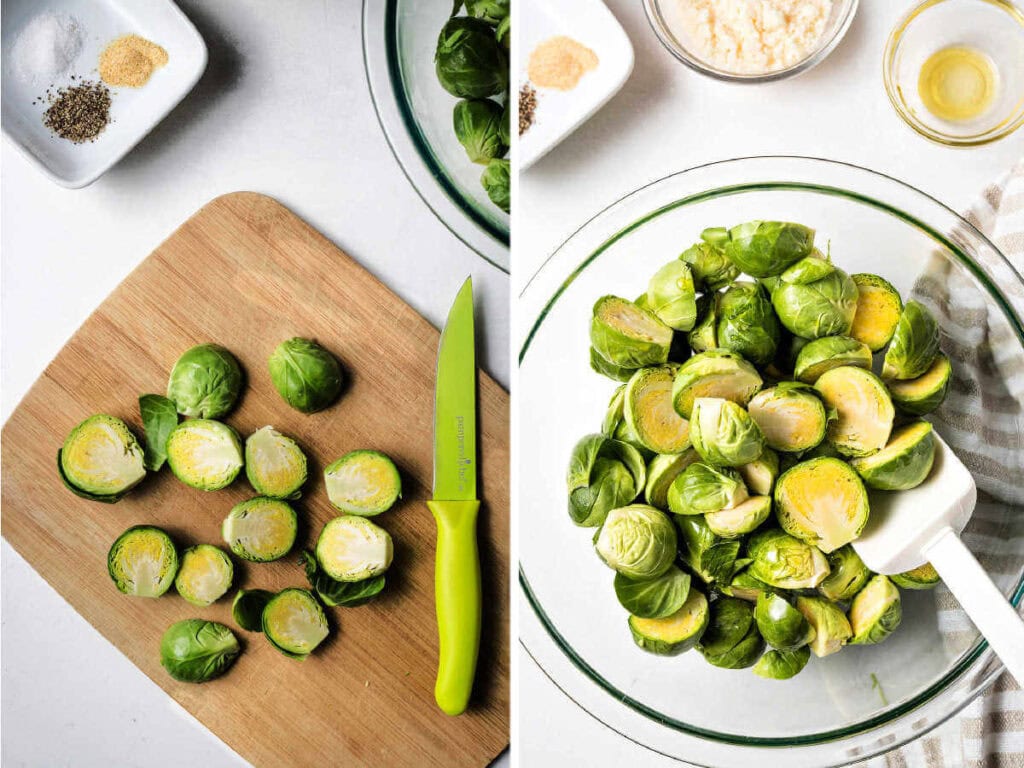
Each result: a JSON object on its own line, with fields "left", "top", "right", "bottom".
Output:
{"left": 428, "top": 276, "right": 481, "bottom": 716}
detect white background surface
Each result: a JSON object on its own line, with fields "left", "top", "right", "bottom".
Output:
{"left": 1, "top": 2, "right": 509, "bottom": 766}
{"left": 517, "top": 1, "right": 1024, "bottom": 766}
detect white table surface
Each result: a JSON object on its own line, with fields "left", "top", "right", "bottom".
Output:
{"left": 0, "top": 2, "right": 509, "bottom": 766}
{"left": 517, "top": 1, "right": 1024, "bottom": 766}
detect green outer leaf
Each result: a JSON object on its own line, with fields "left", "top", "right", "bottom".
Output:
{"left": 882, "top": 300, "right": 941, "bottom": 380}
{"left": 647, "top": 261, "right": 697, "bottom": 331}
{"left": 453, "top": 98, "right": 507, "bottom": 164}
{"left": 481, "top": 158, "right": 510, "bottom": 212}
{"left": 722, "top": 221, "right": 815, "bottom": 278}
{"left": 680, "top": 242, "right": 738, "bottom": 292}
{"left": 781, "top": 255, "right": 835, "bottom": 284}
{"left": 301, "top": 550, "right": 387, "bottom": 607}
{"left": 888, "top": 354, "right": 951, "bottom": 416}
{"left": 754, "top": 592, "right": 815, "bottom": 651}
{"left": 566, "top": 434, "right": 646, "bottom": 527}
{"left": 850, "top": 421, "right": 935, "bottom": 491}
{"left": 753, "top": 647, "right": 811, "bottom": 679}
{"left": 590, "top": 347, "right": 635, "bottom": 382}
{"left": 818, "top": 545, "right": 872, "bottom": 602}
{"left": 644, "top": 450, "right": 699, "bottom": 509}
{"left": 160, "top": 619, "right": 240, "bottom": 683}
{"left": 232, "top": 589, "right": 274, "bottom": 632}
{"left": 716, "top": 283, "right": 780, "bottom": 365}
{"left": 139, "top": 394, "right": 178, "bottom": 471}
{"left": 614, "top": 566, "right": 691, "bottom": 619}
{"left": 747, "top": 528, "right": 830, "bottom": 589}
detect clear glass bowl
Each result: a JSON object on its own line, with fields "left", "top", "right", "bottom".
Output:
{"left": 642, "top": 0, "right": 859, "bottom": 83}
{"left": 362, "top": 0, "right": 509, "bottom": 272}
{"left": 518, "top": 156, "right": 1024, "bottom": 766}
{"left": 883, "top": 0, "right": 1024, "bottom": 147}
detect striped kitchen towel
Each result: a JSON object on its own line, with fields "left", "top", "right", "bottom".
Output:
{"left": 861, "top": 159, "right": 1024, "bottom": 768}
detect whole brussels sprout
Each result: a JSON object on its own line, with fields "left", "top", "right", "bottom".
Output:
{"left": 671, "top": 349, "right": 762, "bottom": 419}
{"left": 644, "top": 450, "right": 700, "bottom": 509}
{"left": 850, "top": 274, "right": 903, "bottom": 351}
{"left": 747, "top": 528, "right": 830, "bottom": 590}
{"left": 887, "top": 354, "right": 952, "bottom": 416}
{"left": 882, "top": 300, "right": 941, "bottom": 381}
{"left": 614, "top": 565, "right": 691, "bottom": 619}
{"left": 772, "top": 261, "right": 858, "bottom": 340}
{"left": 690, "top": 397, "right": 765, "bottom": 467}
{"left": 849, "top": 575, "right": 902, "bottom": 645}
{"left": 814, "top": 366, "right": 894, "bottom": 457}
{"left": 566, "top": 434, "right": 646, "bottom": 527}
{"left": 705, "top": 495, "right": 772, "bottom": 538}
{"left": 167, "top": 343, "right": 243, "bottom": 419}
{"left": 698, "top": 597, "right": 766, "bottom": 669}
{"left": 722, "top": 220, "right": 816, "bottom": 278}
{"left": 774, "top": 457, "right": 869, "bottom": 553}
{"left": 795, "top": 596, "right": 852, "bottom": 657}
{"left": 890, "top": 562, "right": 940, "bottom": 590}
{"left": 464, "top": 0, "right": 509, "bottom": 26}
{"left": 160, "top": 619, "right": 240, "bottom": 683}
{"left": 793, "top": 335, "right": 872, "bottom": 384}
{"left": 738, "top": 448, "right": 780, "bottom": 496}
{"left": 675, "top": 515, "right": 747, "bottom": 585}
{"left": 624, "top": 366, "right": 691, "bottom": 455}
{"left": 716, "top": 282, "right": 780, "bottom": 365}
{"left": 667, "top": 462, "right": 748, "bottom": 516}
{"left": 647, "top": 261, "right": 697, "bottom": 331}
{"left": 434, "top": 17, "right": 508, "bottom": 98}
{"left": 680, "top": 242, "right": 739, "bottom": 292}
{"left": 628, "top": 588, "right": 709, "bottom": 656}
{"left": 753, "top": 646, "right": 811, "bottom": 680}
{"left": 59, "top": 414, "right": 147, "bottom": 503}
{"left": 269, "top": 338, "right": 344, "bottom": 414}
{"left": 591, "top": 296, "right": 673, "bottom": 369}
{"left": 481, "top": 157, "right": 510, "bottom": 212}
{"left": 595, "top": 505, "right": 677, "bottom": 580}
{"left": 754, "top": 592, "right": 815, "bottom": 651}
{"left": 747, "top": 383, "right": 829, "bottom": 454}
{"left": 818, "top": 545, "right": 872, "bottom": 602}
{"left": 453, "top": 99, "right": 507, "bottom": 164}
{"left": 850, "top": 420, "right": 935, "bottom": 491}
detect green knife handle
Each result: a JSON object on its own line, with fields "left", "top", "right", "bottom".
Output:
{"left": 427, "top": 499, "right": 481, "bottom": 716}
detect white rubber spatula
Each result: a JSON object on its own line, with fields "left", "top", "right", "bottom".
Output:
{"left": 852, "top": 434, "right": 1024, "bottom": 684}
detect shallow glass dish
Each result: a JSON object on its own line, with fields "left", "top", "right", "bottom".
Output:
{"left": 518, "top": 156, "right": 1024, "bottom": 766}
{"left": 362, "top": 0, "right": 509, "bottom": 273}
{"left": 642, "top": 0, "right": 858, "bottom": 83}
{"left": 884, "top": 0, "right": 1024, "bottom": 147}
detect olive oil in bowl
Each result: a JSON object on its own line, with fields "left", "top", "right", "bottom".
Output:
{"left": 918, "top": 45, "right": 999, "bottom": 122}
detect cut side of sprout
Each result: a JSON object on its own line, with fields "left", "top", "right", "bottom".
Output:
{"left": 60, "top": 414, "right": 147, "bottom": 501}
{"left": 625, "top": 366, "right": 690, "bottom": 454}
{"left": 324, "top": 450, "right": 402, "bottom": 516}
{"left": 175, "top": 544, "right": 234, "bottom": 607}
{"left": 223, "top": 497, "right": 298, "bottom": 562}
{"left": 262, "top": 588, "right": 329, "bottom": 659}
{"left": 165, "top": 420, "right": 243, "bottom": 491}
{"left": 747, "top": 387, "right": 827, "bottom": 453}
{"left": 814, "top": 367, "right": 894, "bottom": 457}
{"left": 107, "top": 526, "right": 178, "bottom": 598}
{"left": 775, "top": 458, "right": 869, "bottom": 554}
{"left": 316, "top": 515, "right": 394, "bottom": 582}
{"left": 245, "top": 426, "right": 308, "bottom": 499}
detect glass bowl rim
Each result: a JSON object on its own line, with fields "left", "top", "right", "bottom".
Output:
{"left": 882, "top": 0, "right": 1024, "bottom": 148}
{"left": 518, "top": 154, "right": 1024, "bottom": 753}
{"left": 641, "top": 0, "right": 860, "bottom": 84}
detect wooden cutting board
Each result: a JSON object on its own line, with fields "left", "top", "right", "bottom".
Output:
{"left": 0, "top": 192, "right": 509, "bottom": 767}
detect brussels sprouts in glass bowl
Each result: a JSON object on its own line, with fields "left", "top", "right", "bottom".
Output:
{"left": 518, "top": 157, "right": 1024, "bottom": 765}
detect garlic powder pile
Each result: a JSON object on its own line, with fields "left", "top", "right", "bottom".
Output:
{"left": 677, "top": 0, "right": 833, "bottom": 74}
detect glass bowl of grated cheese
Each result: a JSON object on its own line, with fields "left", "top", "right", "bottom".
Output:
{"left": 643, "top": 0, "right": 859, "bottom": 82}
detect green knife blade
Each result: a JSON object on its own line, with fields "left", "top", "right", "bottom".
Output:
{"left": 432, "top": 276, "right": 477, "bottom": 501}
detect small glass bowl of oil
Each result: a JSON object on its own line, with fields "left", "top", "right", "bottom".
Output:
{"left": 884, "top": 0, "right": 1024, "bottom": 146}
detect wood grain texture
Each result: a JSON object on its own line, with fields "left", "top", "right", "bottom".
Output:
{"left": 1, "top": 192, "right": 509, "bottom": 767}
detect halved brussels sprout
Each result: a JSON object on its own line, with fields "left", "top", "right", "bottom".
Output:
{"left": 245, "top": 426, "right": 308, "bottom": 499}
{"left": 888, "top": 354, "right": 952, "bottom": 416}
{"left": 567, "top": 434, "right": 646, "bottom": 527}
{"left": 795, "top": 595, "right": 853, "bottom": 657}
{"left": 644, "top": 450, "right": 700, "bottom": 509}
{"left": 165, "top": 419, "right": 243, "bottom": 491}
{"left": 772, "top": 263, "right": 858, "bottom": 340}
{"left": 301, "top": 550, "right": 387, "bottom": 608}
{"left": 262, "top": 588, "right": 329, "bottom": 659}
{"left": 108, "top": 525, "right": 178, "bottom": 598}
{"left": 629, "top": 587, "right": 709, "bottom": 656}
{"left": 174, "top": 545, "right": 234, "bottom": 607}
{"left": 748, "top": 528, "right": 830, "bottom": 589}
{"left": 591, "top": 296, "right": 673, "bottom": 369}
{"left": 675, "top": 515, "right": 746, "bottom": 585}
{"left": 721, "top": 569, "right": 771, "bottom": 602}
{"left": 754, "top": 592, "right": 815, "bottom": 651}
{"left": 698, "top": 596, "right": 766, "bottom": 669}
{"left": 595, "top": 505, "right": 677, "bottom": 580}
{"left": 850, "top": 421, "right": 935, "bottom": 491}
{"left": 590, "top": 346, "right": 635, "bottom": 381}
{"left": 716, "top": 283, "right": 780, "bottom": 366}
{"left": 324, "top": 450, "right": 401, "bottom": 516}
{"left": 849, "top": 575, "right": 902, "bottom": 645}
{"left": 814, "top": 366, "right": 895, "bottom": 457}
{"left": 316, "top": 515, "right": 393, "bottom": 582}
{"left": 891, "top": 562, "right": 940, "bottom": 590}
{"left": 690, "top": 397, "right": 765, "bottom": 467}
{"left": 268, "top": 337, "right": 344, "bottom": 414}
{"left": 167, "top": 344, "right": 243, "bottom": 419}
{"left": 850, "top": 274, "right": 903, "bottom": 351}
{"left": 747, "top": 383, "right": 828, "bottom": 453}
{"left": 775, "top": 457, "right": 869, "bottom": 553}
{"left": 222, "top": 497, "right": 298, "bottom": 562}
{"left": 681, "top": 242, "right": 739, "bottom": 292}
{"left": 754, "top": 646, "right": 811, "bottom": 680}
{"left": 738, "top": 448, "right": 780, "bottom": 496}
{"left": 160, "top": 619, "right": 240, "bottom": 683}
{"left": 624, "top": 366, "right": 691, "bottom": 454}
{"left": 882, "top": 300, "right": 941, "bottom": 381}
{"left": 59, "top": 414, "right": 147, "bottom": 502}
{"left": 614, "top": 564, "right": 691, "bottom": 619}
{"left": 722, "top": 220, "right": 815, "bottom": 278}
{"left": 232, "top": 589, "right": 274, "bottom": 632}
{"left": 793, "top": 336, "right": 872, "bottom": 384}
{"left": 139, "top": 394, "right": 178, "bottom": 471}
{"left": 705, "top": 495, "right": 771, "bottom": 538}
{"left": 671, "top": 350, "right": 762, "bottom": 420}
{"left": 647, "top": 261, "right": 697, "bottom": 331}
{"left": 688, "top": 293, "right": 720, "bottom": 353}
{"left": 818, "top": 545, "right": 872, "bottom": 602}
{"left": 667, "top": 462, "right": 748, "bottom": 516}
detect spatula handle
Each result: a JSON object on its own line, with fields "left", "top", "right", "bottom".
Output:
{"left": 925, "top": 527, "right": 1024, "bottom": 685}
{"left": 428, "top": 500, "right": 481, "bottom": 716}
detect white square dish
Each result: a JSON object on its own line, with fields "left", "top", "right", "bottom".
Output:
{"left": 1, "top": 0, "right": 206, "bottom": 188}
{"left": 518, "top": 0, "right": 634, "bottom": 171}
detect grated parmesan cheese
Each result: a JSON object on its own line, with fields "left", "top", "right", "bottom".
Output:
{"left": 676, "top": 0, "right": 834, "bottom": 75}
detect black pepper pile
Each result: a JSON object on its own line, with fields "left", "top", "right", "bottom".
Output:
{"left": 519, "top": 83, "right": 537, "bottom": 136}
{"left": 42, "top": 79, "right": 112, "bottom": 144}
